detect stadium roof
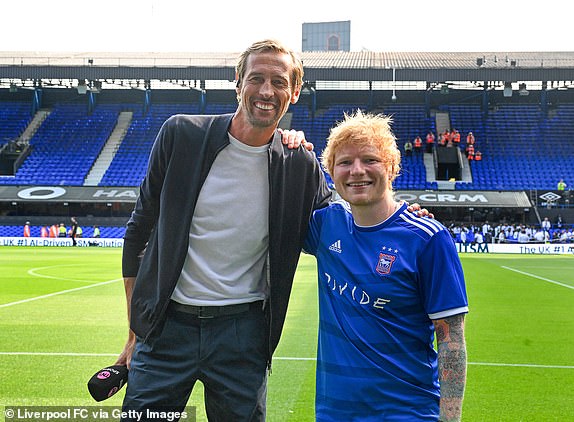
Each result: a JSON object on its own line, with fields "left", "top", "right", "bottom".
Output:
{"left": 1, "top": 51, "right": 573, "bottom": 84}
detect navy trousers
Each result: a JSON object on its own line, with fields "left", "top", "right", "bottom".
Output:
{"left": 122, "top": 301, "right": 268, "bottom": 422}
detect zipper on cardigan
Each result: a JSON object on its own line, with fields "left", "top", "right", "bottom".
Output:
{"left": 265, "top": 253, "right": 272, "bottom": 375}
{"left": 266, "top": 145, "right": 273, "bottom": 375}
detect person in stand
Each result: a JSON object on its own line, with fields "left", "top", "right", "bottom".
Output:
{"left": 70, "top": 217, "right": 79, "bottom": 246}
{"left": 92, "top": 225, "right": 101, "bottom": 238}
{"left": 413, "top": 135, "right": 423, "bottom": 153}
{"left": 466, "top": 143, "right": 475, "bottom": 159}
{"left": 517, "top": 228, "right": 530, "bottom": 243}
{"left": 557, "top": 179, "right": 567, "bottom": 191}
{"left": 425, "top": 131, "right": 435, "bottom": 153}
{"left": 482, "top": 221, "right": 492, "bottom": 236}
{"left": 116, "top": 39, "right": 332, "bottom": 421}
{"left": 304, "top": 110, "right": 468, "bottom": 421}
{"left": 23, "top": 221, "right": 31, "bottom": 237}
{"left": 475, "top": 230, "right": 484, "bottom": 244}
{"left": 438, "top": 132, "right": 446, "bottom": 147}
{"left": 443, "top": 129, "right": 452, "bottom": 145}
{"left": 404, "top": 139, "right": 413, "bottom": 157}
{"left": 541, "top": 217, "right": 552, "bottom": 232}
{"left": 49, "top": 224, "right": 59, "bottom": 238}
{"left": 58, "top": 223, "right": 67, "bottom": 238}
{"left": 483, "top": 229, "right": 493, "bottom": 243}
{"left": 452, "top": 128, "right": 461, "bottom": 145}
{"left": 533, "top": 229, "right": 545, "bottom": 243}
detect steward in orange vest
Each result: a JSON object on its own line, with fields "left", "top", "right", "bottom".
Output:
{"left": 413, "top": 136, "right": 423, "bottom": 152}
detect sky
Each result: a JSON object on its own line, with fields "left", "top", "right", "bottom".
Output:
{"left": 1, "top": 0, "right": 573, "bottom": 53}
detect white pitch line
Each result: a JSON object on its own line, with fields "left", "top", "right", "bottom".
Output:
{"left": 501, "top": 266, "right": 574, "bottom": 290}
{"left": 28, "top": 264, "right": 106, "bottom": 284}
{"left": 0, "top": 352, "right": 117, "bottom": 357}
{"left": 0, "top": 278, "right": 122, "bottom": 309}
{"left": 468, "top": 362, "right": 574, "bottom": 369}
{"left": 274, "top": 357, "right": 574, "bottom": 369}
{"left": 274, "top": 357, "right": 316, "bottom": 361}
{"left": 0, "top": 352, "right": 572, "bottom": 369}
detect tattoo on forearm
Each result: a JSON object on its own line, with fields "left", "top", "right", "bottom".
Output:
{"left": 434, "top": 314, "right": 467, "bottom": 422}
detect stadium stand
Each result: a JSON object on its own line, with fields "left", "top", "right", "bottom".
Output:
{"left": 0, "top": 90, "right": 574, "bottom": 234}
{"left": 0, "top": 101, "right": 31, "bottom": 149}
{"left": 1, "top": 103, "right": 121, "bottom": 185}
{"left": 0, "top": 50, "right": 571, "bottom": 244}
{"left": 456, "top": 104, "right": 574, "bottom": 191}
{"left": 100, "top": 103, "right": 200, "bottom": 186}
{"left": 1, "top": 100, "right": 573, "bottom": 191}
{"left": 379, "top": 104, "right": 437, "bottom": 190}
{"left": 0, "top": 224, "right": 125, "bottom": 238}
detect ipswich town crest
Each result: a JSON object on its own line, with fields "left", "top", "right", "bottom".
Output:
{"left": 376, "top": 252, "right": 396, "bottom": 275}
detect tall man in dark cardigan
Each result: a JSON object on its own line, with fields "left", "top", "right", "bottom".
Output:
{"left": 117, "top": 39, "right": 331, "bottom": 421}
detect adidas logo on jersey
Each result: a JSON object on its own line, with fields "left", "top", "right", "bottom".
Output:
{"left": 329, "top": 240, "right": 342, "bottom": 253}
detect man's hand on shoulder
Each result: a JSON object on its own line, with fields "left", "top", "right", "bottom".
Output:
{"left": 405, "top": 201, "right": 434, "bottom": 219}
{"left": 279, "top": 128, "right": 314, "bottom": 151}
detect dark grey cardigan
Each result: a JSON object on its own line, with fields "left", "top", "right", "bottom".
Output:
{"left": 122, "top": 113, "right": 331, "bottom": 361}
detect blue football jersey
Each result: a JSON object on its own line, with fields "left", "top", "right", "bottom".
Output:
{"left": 304, "top": 201, "right": 468, "bottom": 421}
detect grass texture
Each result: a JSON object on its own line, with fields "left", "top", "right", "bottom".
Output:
{"left": 0, "top": 247, "right": 573, "bottom": 421}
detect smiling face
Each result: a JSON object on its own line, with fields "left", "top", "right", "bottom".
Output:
{"left": 332, "top": 143, "right": 393, "bottom": 207}
{"left": 322, "top": 111, "right": 401, "bottom": 224}
{"left": 234, "top": 50, "right": 301, "bottom": 140}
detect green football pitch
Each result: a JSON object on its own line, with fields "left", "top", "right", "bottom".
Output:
{"left": 1, "top": 247, "right": 573, "bottom": 421}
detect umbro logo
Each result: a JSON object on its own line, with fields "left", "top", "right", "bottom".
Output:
{"left": 329, "top": 240, "right": 342, "bottom": 253}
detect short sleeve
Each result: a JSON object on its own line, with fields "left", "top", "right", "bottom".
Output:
{"left": 417, "top": 229, "right": 468, "bottom": 318}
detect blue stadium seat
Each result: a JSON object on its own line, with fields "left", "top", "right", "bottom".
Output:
{"left": 1, "top": 101, "right": 573, "bottom": 191}
{"left": 0, "top": 225, "right": 125, "bottom": 238}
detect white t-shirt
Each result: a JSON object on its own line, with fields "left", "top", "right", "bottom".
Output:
{"left": 171, "top": 134, "right": 269, "bottom": 306}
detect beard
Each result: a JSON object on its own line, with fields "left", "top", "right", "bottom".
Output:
{"left": 240, "top": 96, "right": 286, "bottom": 129}
{"left": 247, "top": 112, "right": 278, "bottom": 128}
